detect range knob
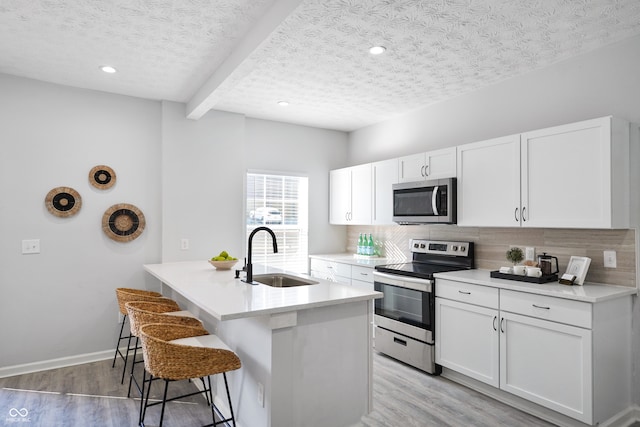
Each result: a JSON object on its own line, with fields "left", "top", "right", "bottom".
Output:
{"left": 451, "top": 245, "right": 458, "bottom": 251}
{"left": 420, "top": 243, "right": 426, "bottom": 249}
{"left": 460, "top": 246, "right": 466, "bottom": 252}
{"left": 413, "top": 243, "right": 419, "bottom": 248}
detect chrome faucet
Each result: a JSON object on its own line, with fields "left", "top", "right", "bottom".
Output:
{"left": 243, "top": 226, "right": 278, "bottom": 284}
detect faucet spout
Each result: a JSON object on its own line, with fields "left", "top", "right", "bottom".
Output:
{"left": 244, "top": 226, "right": 278, "bottom": 284}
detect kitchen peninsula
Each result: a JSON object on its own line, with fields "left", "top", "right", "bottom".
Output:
{"left": 144, "top": 261, "right": 382, "bottom": 427}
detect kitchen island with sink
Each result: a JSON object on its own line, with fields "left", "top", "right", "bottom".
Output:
{"left": 144, "top": 260, "right": 382, "bottom": 427}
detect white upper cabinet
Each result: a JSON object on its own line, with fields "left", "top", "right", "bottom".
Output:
{"left": 458, "top": 116, "right": 630, "bottom": 229}
{"left": 398, "top": 147, "right": 456, "bottom": 183}
{"left": 457, "top": 135, "right": 521, "bottom": 227}
{"left": 521, "top": 117, "right": 629, "bottom": 228}
{"left": 329, "top": 164, "right": 372, "bottom": 225}
{"left": 372, "top": 159, "right": 398, "bottom": 225}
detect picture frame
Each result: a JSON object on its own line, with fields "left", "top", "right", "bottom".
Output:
{"left": 564, "top": 256, "right": 591, "bottom": 285}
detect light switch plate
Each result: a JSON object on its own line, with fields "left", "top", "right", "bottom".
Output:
{"left": 604, "top": 250, "right": 617, "bottom": 268}
{"left": 22, "top": 239, "right": 40, "bottom": 254}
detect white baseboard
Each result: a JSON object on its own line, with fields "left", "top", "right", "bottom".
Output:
{"left": 0, "top": 349, "right": 117, "bottom": 378}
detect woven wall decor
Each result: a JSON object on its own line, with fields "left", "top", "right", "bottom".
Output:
{"left": 89, "top": 165, "right": 116, "bottom": 190}
{"left": 102, "top": 203, "right": 145, "bottom": 242}
{"left": 45, "top": 187, "right": 82, "bottom": 217}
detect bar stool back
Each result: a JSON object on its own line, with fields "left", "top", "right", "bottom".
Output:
{"left": 113, "top": 288, "right": 176, "bottom": 384}
{"left": 139, "top": 323, "right": 241, "bottom": 427}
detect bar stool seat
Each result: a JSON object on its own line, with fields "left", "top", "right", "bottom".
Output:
{"left": 139, "top": 323, "right": 241, "bottom": 427}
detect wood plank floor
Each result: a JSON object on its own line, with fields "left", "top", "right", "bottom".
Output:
{"left": 0, "top": 352, "right": 555, "bottom": 426}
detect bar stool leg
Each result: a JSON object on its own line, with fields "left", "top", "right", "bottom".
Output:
{"left": 112, "top": 315, "right": 128, "bottom": 368}
{"left": 128, "top": 336, "right": 140, "bottom": 398}
{"left": 223, "top": 373, "right": 236, "bottom": 427}
{"left": 159, "top": 379, "right": 170, "bottom": 427}
{"left": 141, "top": 374, "right": 154, "bottom": 427}
{"left": 121, "top": 334, "right": 133, "bottom": 384}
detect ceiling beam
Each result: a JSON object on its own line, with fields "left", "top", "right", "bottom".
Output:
{"left": 186, "top": 0, "right": 304, "bottom": 120}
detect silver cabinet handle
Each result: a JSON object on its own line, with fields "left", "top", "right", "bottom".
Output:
{"left": 493, "top": 316, "right": 497, "bottom": 331}
{"left": 424, "top": 164, "right": 429, "bottom": 176}
{"left": 500, "top": 318, "right": 505, "bottom": 333}
{"left": 458, "top": 290, "right": 471, "bottom": 295}
{"left": 514, "top": 207, "right": 519, "bottom": 222}
{"left": 420, "top": 165, "right": 426, "bottom": 177}
{"left": 360, "top": 272, "right": 369, "bottom": 276}
{"left": 522, "top": 206, "right": 527, "bottom": 222}
{"left": 532, "top": 304, "right": 550, "bottom": 310}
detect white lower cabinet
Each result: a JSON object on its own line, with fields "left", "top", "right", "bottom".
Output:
{"left": 499, "top": 311, "right": 592, "bottom": 421}
{"left": 436, "top": 298, "right": 499, "bottom": 387}
{"left": 435, "top": 279, "right": 631, "bottom": 425}
{"left": 309, "top": 258, "right": 375, "bottom": 290}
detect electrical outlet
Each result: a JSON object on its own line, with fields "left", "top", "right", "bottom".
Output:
{"left": 257, "top": 382, "right": 265, "bottom": 407}
{"left": 525, "top": 247, "right": 535, "bottom": 261}
{"left": 181, "top": 239, "right": 189, "bottom": 250}
{"left": 604, "top": 250, "right": 617, "bottom": 268}
{"left": 22, "top": 239, "right": 40, "bottom": 254}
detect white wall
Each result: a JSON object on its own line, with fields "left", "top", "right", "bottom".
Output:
{"left": 349, "top": 34, "right": 640, "bottom": 164}
{"left": 245, "top": 118, "right": 349, "bottom": 254}
{"left": 0, "top": 74, "right": 162, "bottom": 368}
{"left": 161, "top": 101, "right": 246, "bottom": 262}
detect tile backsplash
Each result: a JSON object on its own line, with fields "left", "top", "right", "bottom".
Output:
{"left": 347, "top": 225, "right": 637, "bottom": 288}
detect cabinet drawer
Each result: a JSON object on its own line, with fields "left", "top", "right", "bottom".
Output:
{"left": 310, "top": 259, "right": 351, "bottom": 278}
{"left": 500, "top": 290, "right": 592, "bottom": 329}
{"left": 351, "top": 265, "right": 374, "bottom": 283}
{"left": 351, "top": 279, "right": 374, "bottom": 292}
{"left": 436, "top": 279, "right": 499, "bottom": 309}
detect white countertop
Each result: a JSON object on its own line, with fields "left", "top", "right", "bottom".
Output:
{"left": 144, "top": 261, "right": 382, "bottom": 321}
{"left": 434, "top": 269, "right": 637, "bottom": 303}
{"left": 309, "top": 253, "right": 399, "bottom": 267}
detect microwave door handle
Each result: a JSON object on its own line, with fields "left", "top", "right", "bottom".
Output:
{"left": 431, "top": 186, "right": 439, "bottom": 216}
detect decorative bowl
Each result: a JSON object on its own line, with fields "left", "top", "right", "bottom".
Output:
{"left": 208, "top": 259, "right": 238, "bottom": 270}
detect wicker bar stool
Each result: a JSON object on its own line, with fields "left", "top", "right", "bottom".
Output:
{"left": 113, "top": 288, "right": 177, "bottom": 384}
{"left": 139, "top": 323, "right": 241, "bottom": 427}
{"left": 125, "top": 301, "right": 203, "bottom": 405}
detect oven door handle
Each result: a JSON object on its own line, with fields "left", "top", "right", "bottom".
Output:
{"left": 373, "top": 271, "right": 432, "bottom": 293}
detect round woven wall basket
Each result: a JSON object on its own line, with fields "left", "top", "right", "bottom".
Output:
{"left": 89, "top": 165, "right": 116, "bottom": 190}
{"left": 45, "top": 187, "right": 82, "bottom": 217}
{"left": 102, "top": 203, "right": 145, "bottom": 242}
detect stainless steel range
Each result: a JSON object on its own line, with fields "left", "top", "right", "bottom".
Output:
{"left": 373, "top": 239, "right": 474, "bottom": 374}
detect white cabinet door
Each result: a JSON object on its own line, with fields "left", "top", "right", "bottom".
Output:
{"left": 436, "top": 298, "right": 499, "bottom": 387}
{"left": 500, "top": 311, "right": 593, "bottom": 424}
{"left": 350, "top": 163, "right": 372, "bottom": 224}
{"left": 457, "top": 134, "right": 521, "bottom": 227}
{"left": 398, "top": 147, "right": 457, "bottom": 183}
{"left": 425, "top": 147, "right": 457, "bottom": 180}
{"left": 521, "top": 116, "right": 628, "bottom": 228}
{"left": 329, "top": 168, "right": 351, "bottom": 224}
{"left": 372, "top": 159, "right": 398, "bottom": 224}
{"left": 398, "top": 152, "right": 426, "bottom": 183}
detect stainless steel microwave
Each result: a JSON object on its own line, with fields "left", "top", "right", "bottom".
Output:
{"left": 392, "top": 178, "right": 456, "bottom": 224}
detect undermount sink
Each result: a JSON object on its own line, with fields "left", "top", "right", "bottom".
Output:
{"left": 253, "top": 273, "right": 318, "bottom": 288}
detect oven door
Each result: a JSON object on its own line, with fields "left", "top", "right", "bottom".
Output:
{"left": 373, "top": 271, "right": 434, "bottom": 343}
{"left": 392, "top": 178, "right": 456, "bottom": 224}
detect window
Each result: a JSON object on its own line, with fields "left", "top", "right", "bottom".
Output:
{"left": 246, "top": 172, "right": 309, "bottom": 273}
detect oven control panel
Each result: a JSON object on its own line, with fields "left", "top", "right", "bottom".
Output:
{"left": 410, "top": 239, "right": 472, "bottom": 256}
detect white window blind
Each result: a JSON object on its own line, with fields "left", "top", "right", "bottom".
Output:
{"left": 246, "top": 173, "right": 309, "bottom": 273}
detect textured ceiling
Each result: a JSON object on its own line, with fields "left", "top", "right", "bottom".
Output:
{"left": 1, "top": 0, "right": 640, "bottom": 131}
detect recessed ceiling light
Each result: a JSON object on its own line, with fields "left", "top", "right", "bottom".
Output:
{"left": 277, "top": 101, "right": 289, "bottom": 107}
{"left": 369, "top": 46, "right": 386, "bottom": 55}
{"left": 100, "top": 65, "right": 117, "bottom": 74}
